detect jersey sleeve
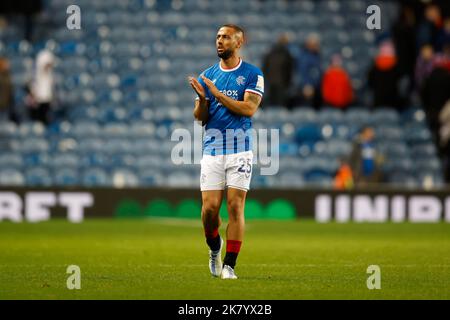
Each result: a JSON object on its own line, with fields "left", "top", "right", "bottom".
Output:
{"left": 245, "top": 68, "right": 264, "bottom": 98}
{"left": 195, "top": 71, "right": 212, "bottom": 101}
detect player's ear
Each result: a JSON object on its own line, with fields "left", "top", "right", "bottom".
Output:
{"left": 234, "top": 31, "right": 244, "bottom": 49}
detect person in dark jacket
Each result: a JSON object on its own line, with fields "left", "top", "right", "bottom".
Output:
{"left": 421, "top": 58, "right": 450, "bottom": 146}
{"left": 292, "top": 33, "right": 322, "bottom": 109}
{"left": 262, "top": 34, "right": 294, "bottom": 108}
{"left": 436, "top": 17, "right": 450, "bottom": 52}
{"left": 415, "top": 44, "right": 435, "bottom": 91}
{"left": 392, "top": 4, "right": 417, "bottom": 98}
{"left": 368, "top": 40, "right": 403, "bottom": 110}
{"left": 349, "top": 126, "right": 384, "bottom": 187}
{"left": 416, "top": 4, "right": 442, "bottom": 51}
{"left": 0, "top": 57, "right": 14, "bottom": 121}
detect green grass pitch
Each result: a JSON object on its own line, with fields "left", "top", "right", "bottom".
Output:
{"left": 0, "top": 219, "right": 449, "bottom": 299}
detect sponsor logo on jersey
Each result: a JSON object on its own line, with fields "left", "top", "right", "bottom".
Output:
{"left": 220, "top": 89, "right": 239, "bottom": 99}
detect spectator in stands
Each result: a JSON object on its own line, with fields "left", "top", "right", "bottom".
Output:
{"left": 392, "top": 4, "right": 417, "bottom": 97}
{"left": 439, "top": 99, "right": 450, "bottom": 182}
{"left": 321, "top": 54, "right": 353, "bottom": 109}
{"left": 24, "top": 82, "right": 38, "bottom": 120}
{"left": 416, "top": 4, "right": 443, "bottom": 51}
{"left": 367, "top": 40, "right": 403, "bottom": 110}
{"left": 438, "top": 43, "right": 450, "bottom": 71}
{"left": 0, "top": 1, "right": 42, "bottom": 41}
{"left": 349, "top": 126, "right": 384, "bottom": 187}
{"left": 292, "top": 33, "right": 322, "bottom": 109}
{"left": 31, "top": 49, "right": 55, "bottom": 125}
{"left": 436, "top": 17, "right": 450, "bottom": 52}
{"left": 262, "top": 34, "right": 294, "bottom": 108}
{"left": 0, "top": 57, "right": 14, "bottom": 121}
{"left": 421, "top": 54, "right": 450, "bottom": 146}
{"left": 334, "top": 158, "right": 354, "bottom": 190}
{"left": 415, "top": 44, "right": 435, "bottom": 91}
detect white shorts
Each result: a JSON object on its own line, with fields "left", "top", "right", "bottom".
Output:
{"left": 200, "top": 151, "right": 253, "bottom": 192}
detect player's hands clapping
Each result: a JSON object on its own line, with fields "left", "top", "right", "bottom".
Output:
{"left": 200, "top": 75, "right": 220, "bottom": 98}
{"left": 188, "top": 76, "right": 206, "bottom": 100}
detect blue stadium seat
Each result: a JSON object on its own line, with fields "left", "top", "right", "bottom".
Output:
{"left": 317, "top": 108, "right": 344, "bottom": 124}
{"left": 136, "top": 155, "right": 162, "bottom": 170}
{"left": 53, "top": 168, "right": 80, "bottom": 186}
{"left": 401, "top": 107, "right": 427, "bottom": 124}
{"left": 111, "top": 168, "right": 139, "bottom": 187}
{"left": 51, "top": 153, "right": 80, "bottom": 169}
{"left": 25, "top": 168, "right": 53, "bottom": 186}
{"left": 110, "top": 153, "right": 137, "bottom": 167}
{"left": 383, "top": 158, "right": 414, "bottom": 174}
{"left": 129, "top": 122, "right": 156, "bottom": 138}
{"left": 323, "top": 139, "right": 352, "bottom": 158}
{"left": 279, "top": 156, "right": 303, "bottom": 171}
{"left": 279, "top": 142, "right": 299, "bottom": 156}
{"left": 376, "top": 126, "right": 404, "bottom": 141}
{"left": 250, "top": 175, "right": 269, "bottom": 189}
{"left": 138, "top": 169, "right": 163, "bottom": 186}
{"left": 167, "top": 171, "right": 198, "bottom": 188}
{"left": 0, "top": 121, "right": 18, "bottom": 137}
{"left": 98, "top": 107, "right": 128, "bottom": 124}
{"left": 82, "top": 168, "right": 110, "bottom": 187}
{"left": 378, "top": 141, "right": 409, "bottom": 158}
{"left": 411, "top": 143, "right": 437, "bottom": 157}
{"left": 405, "top": 125, "right": 432, "bottom": 144}
{"left": 0, "top": 154, "right": 24, "bottom": 168}
{"left": 19, "top": 122, "right": 46, "bottom": 138}
{"left": 69, "top": 106, "right": 99, "bottom": 122}
{"left": 0, "top": 169, "right": 25, "bottom": 186}
{"left": 23, "top": 152, "right": 51, "bottom": 167}
{"left": 372, "top": 108, "right": 399, "bottom": 124}
{"left": 388, "top": 172, "right": 419, "bottom": 188}
{"left": 80, "top": 152, "right": 110, "bottom": 168}
{"left": 414, "top": 157, "right": 442, "bottom": 172}
{"left": 295, "top": 123, "right": 322, "bottom": 147}
{"left": 19, "top": 138, "right": 50, "bottom": 153}
{"left": 72, "top": 122, "right": 101, "bottom": 137}
{"left": 103, "top": 123, "right": 129, "bottom": 137}
{"left": 272, "top": 171, "right": 305, "bottom": 188}
{"left": 303, "top": 170, "right": 333, "bottom": 187}
{"left": 417, "top": 172, "right": 445, "bottom": 188}
{"left": 78, "top": 138, "right": 105, "bottom": 153}
{"left": 131, "top": 139, "right": 160, "bottom": 153}
{"left": 345, "top": 108, "right": 371, "bottom": 125}
{"left": 104, "top": 138, "right": 133, "bottom": 154}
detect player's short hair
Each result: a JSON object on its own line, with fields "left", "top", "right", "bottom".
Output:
{"left": 220, "top": 24, "right": 245, "bottom": 41}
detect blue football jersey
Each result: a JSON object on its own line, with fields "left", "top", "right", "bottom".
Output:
{"left": 196, "top": 59, "right": 264, "bottom": 155}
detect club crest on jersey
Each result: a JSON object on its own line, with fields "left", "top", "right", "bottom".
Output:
{"left": 236, "top": 76, "right": 245, "bottom": 86}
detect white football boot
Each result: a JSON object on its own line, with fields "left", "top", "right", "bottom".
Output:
{"left": 221, "top": 265, "right": 238, "bottom": 279}
{"left": 209, "top": 237, "right": 223, "bottom": 277}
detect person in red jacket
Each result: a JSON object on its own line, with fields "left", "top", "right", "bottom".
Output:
{"left": 321, "top": 54, "right": 354, "bottom": 109}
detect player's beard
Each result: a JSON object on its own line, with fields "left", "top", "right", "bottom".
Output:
{"left": 217, "top": 48, "right": 233, "bottom": 60}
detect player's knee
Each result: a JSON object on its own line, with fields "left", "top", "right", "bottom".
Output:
{"left": 227, "top": 199, "right": 244, "bottom": 219}
{"left": 202, "top": 201, "right": 221, "bottom": 217}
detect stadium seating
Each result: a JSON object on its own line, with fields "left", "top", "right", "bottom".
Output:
{"left": 0, "top": 102, "right": 444, "bottom": 188}
{"left": 0, "top": 0, "right": 445, "bottom": 188}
